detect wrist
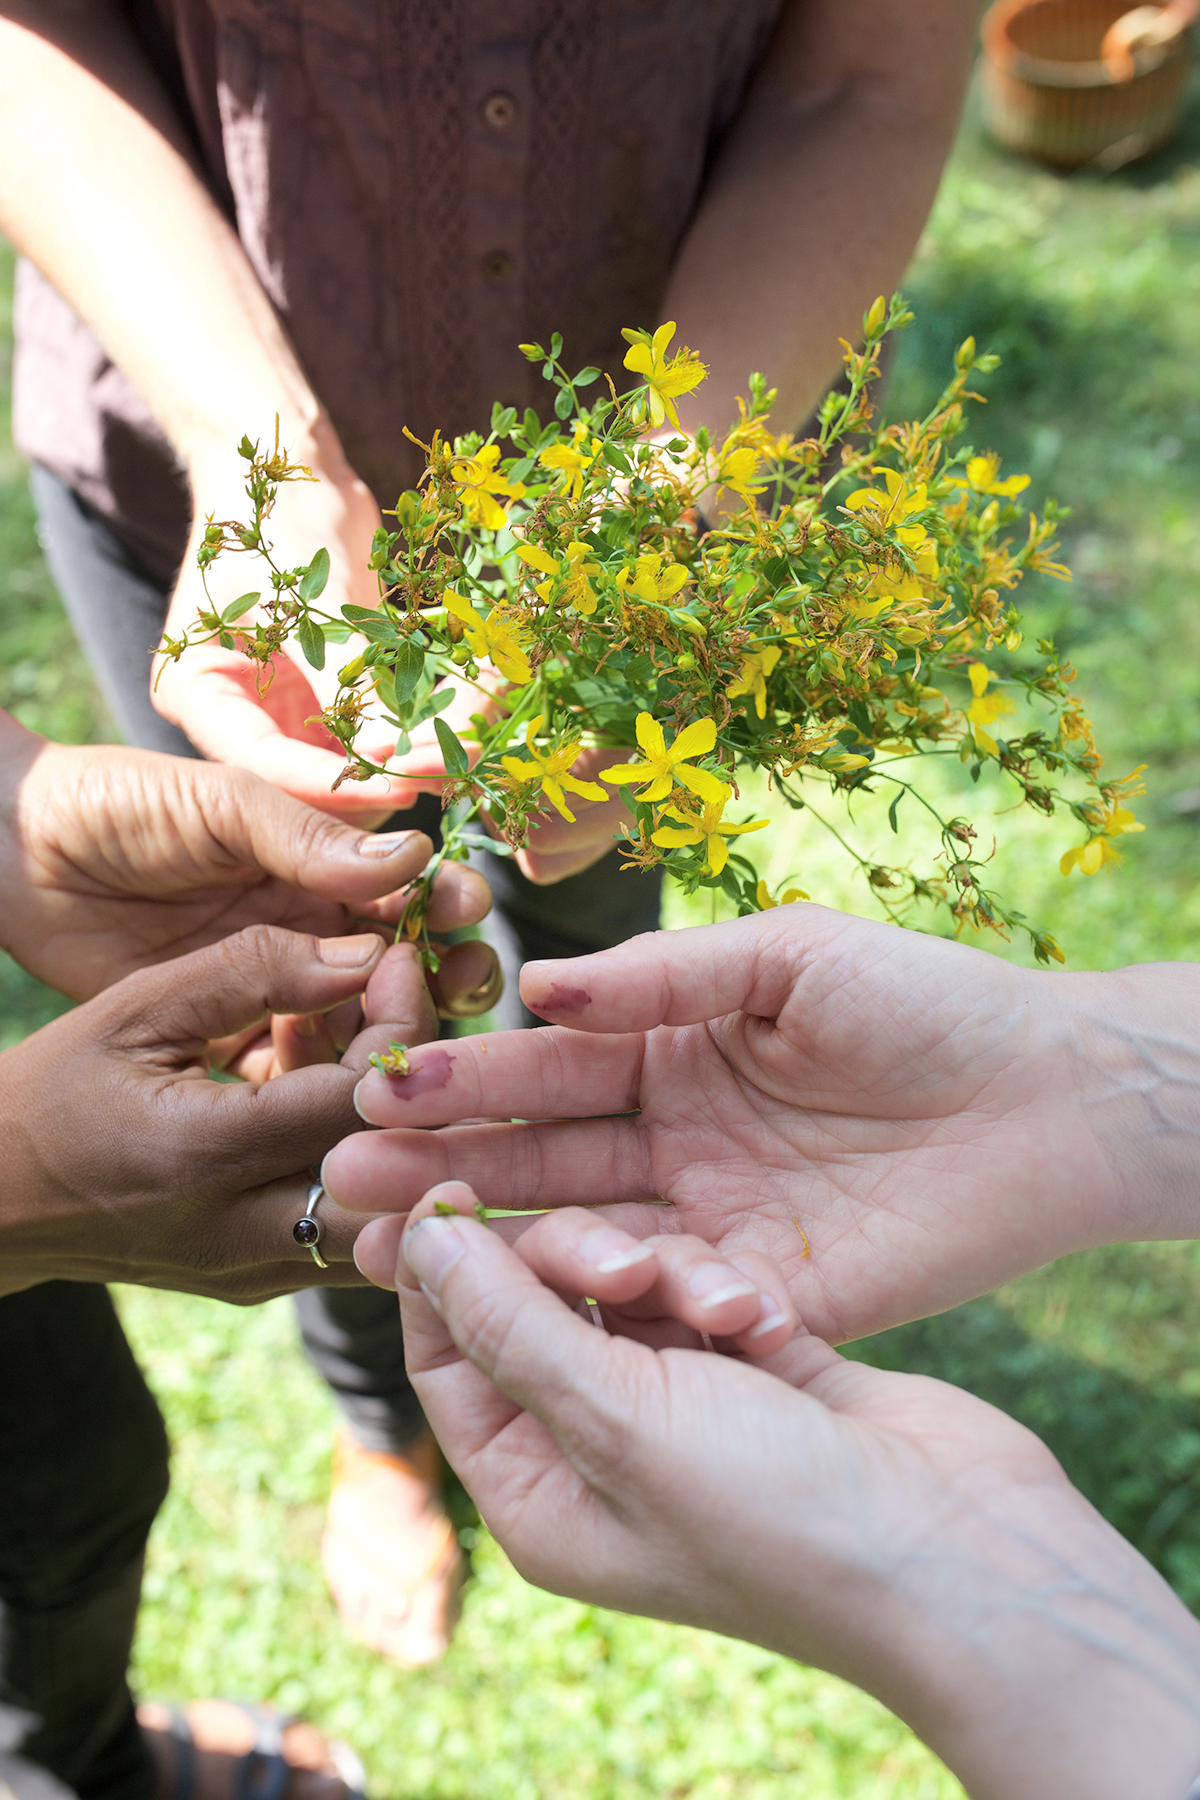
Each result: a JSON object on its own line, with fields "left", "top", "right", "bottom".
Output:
{"left": 181, "top": 407, "right": 360, "bottom": 535}
{"left": 1061, "top": 963, "right": 1200, "bottom": 1243}
{"left": 830, "top": 1472, "right": 1200, "bottom": 1800}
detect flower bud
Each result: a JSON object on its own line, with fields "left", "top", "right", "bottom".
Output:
{"left": 864, "top": 295, "right": 887, "bottom": 337}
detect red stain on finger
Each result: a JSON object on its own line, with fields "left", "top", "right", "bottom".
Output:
{"left": 528, "top": 982, "right": 591, "bottom": 1019}
{"left": 387, "top": 1045, "right": 456, "bottom": 1099}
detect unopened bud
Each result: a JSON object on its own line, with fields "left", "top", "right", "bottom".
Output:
{"left": 864, "top": 295, "right": 887, "bottom": 337}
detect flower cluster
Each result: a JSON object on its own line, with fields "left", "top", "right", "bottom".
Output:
{"left": 163, "top": 302, "right": 1140, "bottom": 966}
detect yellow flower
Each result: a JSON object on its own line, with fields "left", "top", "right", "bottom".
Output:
{"left": 516, "top": 540, "right": 600, "bottom": 615}
{"left": 965, "top": 661, "right": 1016, "bottom": 755}
{"left": 727, "top": 644, "right": 783, "bottom": 719}
{"left": 756, "top": 879, "right": 809, "bottom": 908}
{"left": 500, "top": 715, "right": 608, "bottom": 822}
{"left": 716, "top": 443, "right": 766, "bottom": 506}
{"left": 950, "top": 453, "right": 1030, "bottom": 500}
{"left": 844, "top": 469, "right": 929, "bottom": 547}
{"left": 652, "top": 794, "right": 769, "bottom": 877}
{"left": 1060, "top": 836, "right": 1123, "bottom": 876}
{"left": 615, "top": 550, "right": 690, "bottom": 611}
{"left": 862, "top": 538, "right": 940, "bottom": 610}
{"left": 621, "top": 322, "right": 707, "bottom": 430}
{"left": 539, "top": 423, "right": 602, "bottom": 500}
{"left": 600, "top": 711, "right": 726, "bottom": 805}
{"left": 449, "top": 444, "right": 525, "bottom": 530}
{"left": 443, "top": 589, "right": 533, "bottom": 685}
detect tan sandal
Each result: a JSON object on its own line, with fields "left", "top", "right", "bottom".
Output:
{"left": 321, "top": 1430, "right": 463, "bottom": 1668}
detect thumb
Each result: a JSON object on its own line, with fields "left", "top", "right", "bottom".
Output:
{"left": 517, "top": 905, "right": 850, "bottom": 1033}
{"left": 194, "top": 764, "right": 438, "bottom": 902}
{"left": 397, "top": 1187, "right": 633, "bottom": 1476}
{"left": 99, "top": 924, "right": 385, "bottom": 1055}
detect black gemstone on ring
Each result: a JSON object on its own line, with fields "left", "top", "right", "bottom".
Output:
{"left": 293, "top": 1217, "right": 322, "bottom": 1247}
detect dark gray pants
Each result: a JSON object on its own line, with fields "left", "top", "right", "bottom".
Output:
{"left": 0, "top": 467, "right": 660, "bottom": 1799}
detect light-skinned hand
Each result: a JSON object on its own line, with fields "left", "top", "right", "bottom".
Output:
{"left": 325, "top": 904, "right": 1200, "bottom": 1344}
{"left": 364, "top": 1180, "right": 1200, "bottom": 1800}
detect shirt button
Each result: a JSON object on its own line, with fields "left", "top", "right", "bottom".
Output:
{"left": 481, "top": 250, "right": 515, "bottom": 283}
{"left": 481, "top": 90, "right": 518, "bottom": 130}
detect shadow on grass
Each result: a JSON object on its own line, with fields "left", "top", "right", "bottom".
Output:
{"left": 851, "top": 1299, "right": 1200, "bottom": 1609}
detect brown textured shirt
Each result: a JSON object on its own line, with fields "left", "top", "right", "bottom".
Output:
{"left": 12, "top": 0, "right": 784, "bottom": 581}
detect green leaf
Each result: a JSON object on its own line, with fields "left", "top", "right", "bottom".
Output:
{"left": 392, "top": 640, "right": 426, "bottom": 707}
{"left": 339, "top": 605, "right": 402, "bottom": 644}
{"left": 574, "top": 366, "right": 600, "bottom": 388}
{"left": 297, "top": 613, "right": 326, "bottom": 671}
{"left": 298, "top": 546, "right": 330, "bottom": 601}
{"left": 221, "top": 592, "right": 260, "bottom": 623}
{"left": 550, "top": 332, "right": 563, "bottom": 359}
{"left": 458, "top": 834, "right": 516, "bottom": 858}
{"left": 887, "top": 789, "right": 905, "bottom": 834}
{"left": 490, "top": 403, "right": 518, "bottom": 437}
{"left": 554, "top": 386, "right": 575, "bottom": 420}
{"left": 434, "top": 716, "right": 469, "bottom": 777}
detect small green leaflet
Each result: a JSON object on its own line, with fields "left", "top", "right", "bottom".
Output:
{"left": 298, "top": 546, "right": 330, "bottom": 601}
{"left": 434, "top": 716, "right": 469, "bottom": 777}
{"left": 888, "top": 789, "right": 905, "bottom": 834}
{"left": 297, "top": 614, "right": 325, "bottom": 670}
{"left": 392, "top": 640, "right": 426, "bottom": 707}
{"left": 221, "top": 592, "right": 260, "bottom": 623}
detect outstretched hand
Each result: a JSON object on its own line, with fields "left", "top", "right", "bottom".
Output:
{"left": 359, "top": 1182, "right": 1200, "bottom": 1800}
{"left": 325, "top": 905, "right": 1200, "bottom": 1344}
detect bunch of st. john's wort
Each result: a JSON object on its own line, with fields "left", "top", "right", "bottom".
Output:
{"left": 161, "top": 294, "right": 1143, "bottom": 970}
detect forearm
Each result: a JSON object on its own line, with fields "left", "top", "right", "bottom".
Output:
{"left": 662, "top": 0, "right": 978, "bottom": 435}
{"left": 1062, "top": 962, "right": 1200, "bottom": 1245}
{"left": 875, "top": 1486, "right": 1200, "bottom": 1799}
{"left": 0, "top": 2, "right": 329, "bottom": 473}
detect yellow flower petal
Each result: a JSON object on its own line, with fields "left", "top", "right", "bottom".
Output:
{"left": 670, "top": 717, "right": 717, "bottom": 761}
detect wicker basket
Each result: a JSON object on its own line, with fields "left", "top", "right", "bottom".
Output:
{"left": 981, "top": 0, "right": 1198, "bottom": 169}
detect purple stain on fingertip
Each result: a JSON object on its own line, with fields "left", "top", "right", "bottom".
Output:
{"left": 384, "top": 1045, "right": 457, "bottom": 1100}
{"left": 528, "top": 981, "right": 591, "bottom": 1019}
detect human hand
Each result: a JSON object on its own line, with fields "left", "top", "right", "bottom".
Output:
{"left": 0, "top": 717, "right": 493, "bottom": 1003}
{"left": 326, "top": 905, "right": 1200, "bottom": 1344}
{"left": 150, "top": 427, "right": 487, "bottom": 820}
{"left": 0, "top": 925, "right": 405, "bottom": 1301}
{"left": 363, "top": 1183, "right": 1200, "bottom": 1800}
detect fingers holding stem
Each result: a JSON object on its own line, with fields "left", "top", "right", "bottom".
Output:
{"left": 356, "top": 1182, "right": 797, "bottom": 1359}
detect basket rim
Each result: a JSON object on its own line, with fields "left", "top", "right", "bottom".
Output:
{"left": 981, "top": 0, "right": 1196, "bottom": 87}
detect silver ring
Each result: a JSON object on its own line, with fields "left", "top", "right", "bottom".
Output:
{"left": 293, "top": 1181, "right": 329, "bottom": 1268}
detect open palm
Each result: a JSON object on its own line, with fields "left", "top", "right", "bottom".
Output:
{"left": 328, "top": 904, "right": 1146, "bottom": 1343}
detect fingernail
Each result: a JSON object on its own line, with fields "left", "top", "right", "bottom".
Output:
{"left": 577, "top": 1228, "right": 655, "bottom": 1274}
{"left": 403, "top": 1215, "right": 466, "bottom": 1293}
{"left": 687, "top": 1263, "right": 759, "bottom": 1309}
{"left": 294, "top": 1013, "right": 318, "bottom": 1039}
{"left": 357, "top": 830, "right": 424, "bottom": 859}
{"left": 747, "top": 1298, "right": 791, "bottom": 1339}
{"left": 317, "top": 933, "right": 382, "bottom": 966}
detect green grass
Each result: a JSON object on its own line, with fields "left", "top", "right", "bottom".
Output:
{"left": 7, "top": 67, "right": 1200, "bottom": 1796}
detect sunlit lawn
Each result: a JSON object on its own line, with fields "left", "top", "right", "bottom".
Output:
{"left": 5, "top": 67, "right": 1200, "bottom": 1797}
